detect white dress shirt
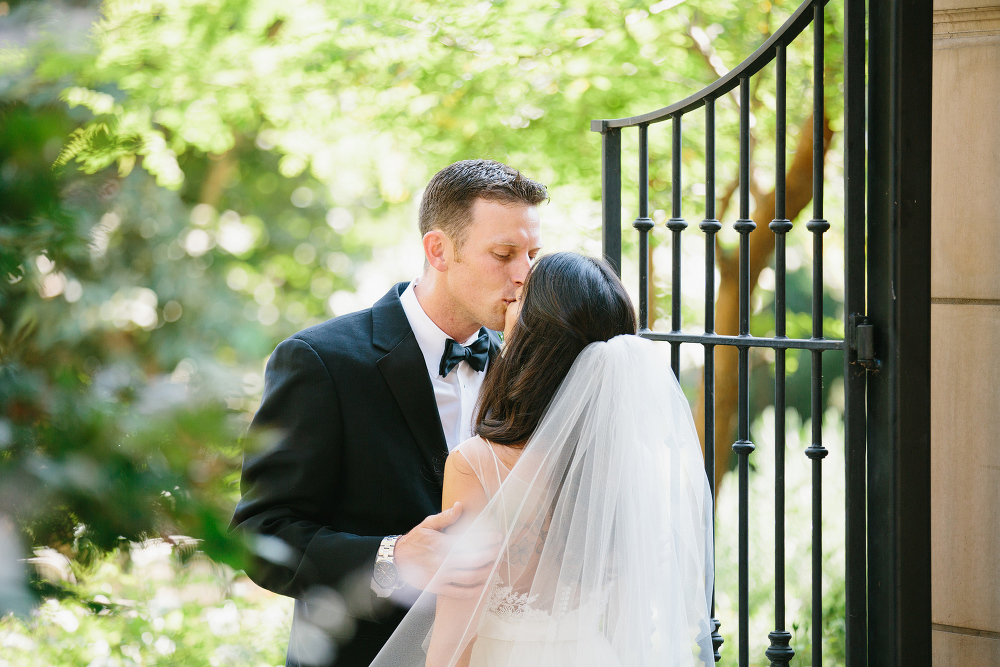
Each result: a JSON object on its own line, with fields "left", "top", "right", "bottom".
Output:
{"left": 399, "top": 280, "right": 488, "bottom": 452}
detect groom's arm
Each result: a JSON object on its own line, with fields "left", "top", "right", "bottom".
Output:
{"left": 231, "top": 336, "right": 382, "bottom": 603}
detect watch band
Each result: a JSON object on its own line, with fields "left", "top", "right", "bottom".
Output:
{"left": 378, "top": 534, "right": 401, "bottom": 561}
{"left": 372, "top": 535, "right": 404, "bottom": 596}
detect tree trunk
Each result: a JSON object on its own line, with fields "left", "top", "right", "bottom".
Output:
{"left": 693, "top": 112, "right": 834, "bottom": 493}
{"left": 199, "top": 150, "right": 236, "bottom": 207}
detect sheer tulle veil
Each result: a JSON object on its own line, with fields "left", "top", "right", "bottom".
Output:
{"left": 371, "top": 334, "right": 714, "bottom": 667}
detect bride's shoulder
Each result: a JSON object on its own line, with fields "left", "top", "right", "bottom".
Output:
{"left": 446, "top": 435, "right": 517, "bottom": 481}
{"left": 447, "top": 435, "right": 488, "bottom": 476}
{"left": 442, "top": 438, "right": 492, "bottom": 514}
{"left": 455, "top": 434, "right": 522, "bottom": 470}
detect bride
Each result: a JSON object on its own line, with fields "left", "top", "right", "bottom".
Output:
{"left": 371, "top": 252, "right": 714, "bottom": 667}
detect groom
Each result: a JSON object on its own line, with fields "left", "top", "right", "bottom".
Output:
{"left": 232, "top": 160, "right": 546, "bottom": 667}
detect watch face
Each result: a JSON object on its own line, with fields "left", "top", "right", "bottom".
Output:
{"left": 374, "top": 561, "right": 398, "bottom": 589}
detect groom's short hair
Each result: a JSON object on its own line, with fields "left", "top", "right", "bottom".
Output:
{"left": 419, "top": 160, "right": 547, "bottom": 250}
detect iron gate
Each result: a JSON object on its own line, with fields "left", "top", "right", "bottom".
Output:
{"left": 590, "top": 0, "right": 874, "bottom": 664}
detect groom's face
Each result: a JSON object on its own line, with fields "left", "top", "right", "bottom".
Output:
{"left": 446, "top": 198, "right": 541, "bottom": 332}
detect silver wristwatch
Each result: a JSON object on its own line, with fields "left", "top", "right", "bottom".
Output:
{"left": 372, "top": 535, "right": 403, "bottom": 595}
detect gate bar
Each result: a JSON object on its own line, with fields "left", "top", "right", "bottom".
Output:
{"left": 668, "top": 115, "right": 688, "bottom": 376}
{"left": 804, "top": 6, "right": 831, "bottom": 667}
{"left": 699, "top": 96, "right": 724, "bottom": 662}
{"left": 596, "top": 122, "right": 622, "bottom": 276}
{"left": 867, "top": 0, "right": 933, "bottom": 664}
{"left": 732, "top": 75, "right": 757, "bottom": 667}
{"left": 634, "top": 124, "right": 653, "bottom": 331}
{"left": 843, "top": 0, "right": 868, "bottom": 663}
{"left": 765, "top": 40, "right": 795, "bottom": 667}
{"left": 643, "top": 332, "right": 844, "bottom": 350}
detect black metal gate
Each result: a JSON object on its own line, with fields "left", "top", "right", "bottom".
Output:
{"left": 591, "top": 0, "right": 932, "bottom": 665}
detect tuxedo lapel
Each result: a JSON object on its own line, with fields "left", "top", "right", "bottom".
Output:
{"left": 373, "top": 284, "right": 448, "bottom": 487}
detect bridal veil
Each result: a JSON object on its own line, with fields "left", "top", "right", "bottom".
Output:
{"left": 371, "top": 334, "right": 714, "bottom": 666}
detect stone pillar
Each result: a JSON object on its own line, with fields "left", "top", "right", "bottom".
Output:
{"left": 931, "top": 4, "right": 1000, "bottom": 664}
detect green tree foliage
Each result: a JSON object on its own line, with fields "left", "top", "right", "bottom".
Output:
{"left": 42, "top": 0, "right": 842, "bottom": 194}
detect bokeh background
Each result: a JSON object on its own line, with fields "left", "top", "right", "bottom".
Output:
{"left": 0, "top": 0, "right": 848, "bottom": 664}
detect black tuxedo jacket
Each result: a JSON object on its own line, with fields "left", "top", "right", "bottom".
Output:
{"left": 231, "top": 282, "right": 500, "bottom": 667}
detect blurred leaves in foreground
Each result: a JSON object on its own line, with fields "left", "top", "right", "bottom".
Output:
{"left": 0, "top": 540, "right": 292, "bottom": 666}
{"left": 1, "top": 9, "right": 268, "bottom": 611}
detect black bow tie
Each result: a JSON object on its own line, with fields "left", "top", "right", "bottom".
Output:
{"left": 439, "top": 330, "right": 490, "bottom": 377}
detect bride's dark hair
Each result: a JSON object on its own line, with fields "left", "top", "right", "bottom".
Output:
{"left": 475, "top": 252, "right": 637, "bottom": 447}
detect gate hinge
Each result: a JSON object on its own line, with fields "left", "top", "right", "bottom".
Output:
{"left": 848, "top": 314, "right": 878, "bottom": 371}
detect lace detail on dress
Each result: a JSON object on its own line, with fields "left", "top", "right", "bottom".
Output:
{"left": 486, "top": 577, "right": 552, "bottom": 622}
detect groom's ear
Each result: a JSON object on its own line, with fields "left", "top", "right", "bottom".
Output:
{"left": 423, "top": 230, "right": 452, "bottom": 273}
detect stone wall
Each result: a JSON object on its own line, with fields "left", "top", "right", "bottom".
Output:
{"left": 931, "top": 3, "right": 1000, "bottom": 663}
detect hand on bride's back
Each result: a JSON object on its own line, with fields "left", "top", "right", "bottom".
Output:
{"left": 395, "top": 502, "right": 501, "bottom": 597}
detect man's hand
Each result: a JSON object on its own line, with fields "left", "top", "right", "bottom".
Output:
{"left": 395, "top": 502, "right": 501, "bottom": 598}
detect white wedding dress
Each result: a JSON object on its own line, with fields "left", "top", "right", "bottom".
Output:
{"left": 459, "top": 436, "right": 621, "bottom": 667}
{"left": 371, "top": 335, "right": 715, "bottom": 667}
